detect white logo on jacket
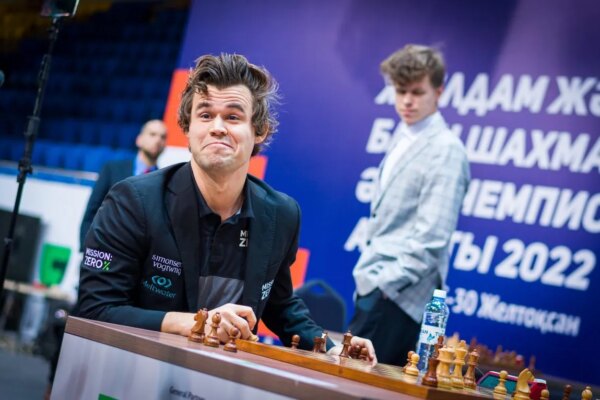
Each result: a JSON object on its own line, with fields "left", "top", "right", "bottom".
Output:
{"left": 261, "top": 279, "right": 274, "bottom": 300}
{"left": 239, "top": 229, "right": 248, "bottom": 247}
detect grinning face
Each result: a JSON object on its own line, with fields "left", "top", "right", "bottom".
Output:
{"left": 394, "top": 75, "right": 442, "bottom": 126}
{"left": 186, "top": 84, "right": 264, "bottom": 175}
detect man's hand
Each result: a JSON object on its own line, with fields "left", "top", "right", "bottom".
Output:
{"left": 327, "top": 335, "right": 378, "bottom": 365}
{"left": 162, "top": 304, "right": 257, "bottom": 343}
{"left": 208, "top": 304, "right": 257, "bottom": 343}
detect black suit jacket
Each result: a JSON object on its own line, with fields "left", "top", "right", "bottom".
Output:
{"left": 76, "top": 162, "right": 327, "bottom": 349}
{"left": 79, "top": 158, "right": 134, "bottom": 250}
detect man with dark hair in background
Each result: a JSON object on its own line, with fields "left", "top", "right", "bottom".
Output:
{"left": 79, "top": 119, "right": 167, "bottom": 249}
{"left": 349, "top": 44, "right": 470, "bottom": 365}
{"left": 75, "top": 53, "right": 376, "bottom": 358}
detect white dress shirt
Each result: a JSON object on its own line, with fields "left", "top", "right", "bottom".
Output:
{"left": 379, "top": 112, "right": 437, "bottom": 188}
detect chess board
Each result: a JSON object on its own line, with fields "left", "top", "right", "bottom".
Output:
{"left": 236, "top": 340, "right": 490, "bottom": 400}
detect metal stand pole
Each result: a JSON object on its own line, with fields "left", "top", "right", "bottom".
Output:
{"left": 0, "top": 17, "right": 62, "bottom": 300}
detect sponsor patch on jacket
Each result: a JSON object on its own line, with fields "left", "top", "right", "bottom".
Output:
{"left": 151, "top": 254, "right": 182, "bottom": 276}
{"left": 239, "top": 229, "right": 248, "bottom": 247}
{"left": 143, "top": 274, "right": 176, "bottom": 299}
{"left": 83, "top": 248, "right": 113, "bottom": 271}
{"left": 261, "top": 279, "right": 274, "bottom": 300}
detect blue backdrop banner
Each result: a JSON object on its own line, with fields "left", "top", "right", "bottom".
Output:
{"left": 178, "top": 0, "right": 600, "bottom": 384}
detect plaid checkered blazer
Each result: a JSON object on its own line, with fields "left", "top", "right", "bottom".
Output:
{"left": 353, "top": 112, "right": 470, "bottom": 323}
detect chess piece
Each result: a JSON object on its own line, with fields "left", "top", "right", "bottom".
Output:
{"left": 581, "top": 386, "right": 593, "bottom": 400}
{"left": 204, "top": 312, "right": 221, "bottom": 347}
{"left": 402, "top": 351, "right": 415, "bottom": 373}
{"left": 515, "top": 354, "right": 525, "bottom": 369}
{"left": 452, "top": 340, "right": 467, "bottom": 389}
{"left": 562, "top": 384, "right": 572, "bottom": 400}
{"left": 437, "top": 347, "right": 453, "bottom": 390}
{"left": 359, "top": 347, "right": 369, "bottom": 361}
{"left": 528, "top": 355, "right": 536, "bottom": 371}
{"left": 339, "top": 331, "right": 352, "bottom": 358}
{"left": 421, "top": 354, "right": 439, "bottom": 388}
{"left": 464, "top": 349, "right": 479, "bottom": 390}
{"left": 540, "top": 389, "right": 550, "bottom": 400}
{"left": 446, "top": 347, "right": 456, "bottom": 386}
{"left": 290, "top": 334, "right": 300, "bottom": 349}
{"left": 513, "top": 368, "right": 534, "bottom": 400}
{"left": 493, "top": 370, "right": 508, "bottom": 400}
{"left": 312, "top": 336, "right": 325, "bottom": 353}
{"left": 349, "top": 344, "right": 361, "bottom": 359}
{"left": 404, "top": 353, "right": 420, "bottom": 376}
{"left": 494, "top": 345, "right": 503, "bottom": 364}
{"left": 223, "top": 327, "right": 239, "bottom": 353}
{"left": 321, "top": 332, "right": 329, "bottom": 353}
{"left": 434, "top": 335, "right": 444, "bottom": 376}
{"left": 446, "top": 332, "right": 460, "bottom": 348}
{"left": 433, "top": 335, "right": 444, "bottom": 358}
{"left": 468, "top": 337, "right": 477, "bottom": 352}
{"left": 189, "top": 308, "right": 208, "bottom": 343}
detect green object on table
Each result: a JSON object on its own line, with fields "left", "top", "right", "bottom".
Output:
{"left": 39, "top": 243, "right": 70, "bottom": 286}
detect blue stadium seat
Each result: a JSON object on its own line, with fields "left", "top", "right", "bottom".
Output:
{"left": 0, "top": 118, "right": 19, "bottom": 138}
{"left": 42, "top": 120, "right": 63, "bottom": 141}
{"left": 0, "top": 138, "right": 18, "bottom": 161}
{"left": 110, "top": 99, "right": 130, "bottom": 121}
{"left": 112, "top": 148, "right": 136, "bottom": 161}
{"left": 78, "top": 121, "right": 101, "bottom": 146}
{"left": 115, "top": 123, "right": 139, "bottom": 150}
{"left": 82, "top": 146, "right": 112, "bottom": 173}
{"left": 44, "top": 141, "right": 66, "bottom": 169}
{"left": 31, "top": 141, "right": 48, "bottom": 165}
{"left": 98, "top": 98, "right": 117, "bottom": 120}
{"left": 108, "top": 78, "right": 124, "bottom": 97}
{"left": 96, "top": 122, "right": 119, "bottom": 148}
{"left": 9, "top": 140, "right": 24, "bottom": 162}
{"left": 62, "top": 144, "right": 87, "bottom": 171}
{"left": 128, "top": 102, "right": 147, "bottom": 122}
{"left": 61, "top": 119, "right": 80, "bottom": 143}
{"left": 150, "top": 100, "right": 165, "bottom": 119}
{"left": 2, "top": 2, "right": 186, "bottom": 174}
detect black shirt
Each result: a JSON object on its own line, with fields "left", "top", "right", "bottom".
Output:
{"left": 194, "top": 178, "right": 254, "bottom": 310}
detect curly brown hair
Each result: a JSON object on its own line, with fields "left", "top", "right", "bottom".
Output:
{"left": 380, "top": 44, "right": 445, "bottom": 88}
{"left": 177, "top": 53, "right": 280, "bottom": 156}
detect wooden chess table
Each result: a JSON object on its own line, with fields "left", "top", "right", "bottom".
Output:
{"left": 53, "top": 317, "right": 496, "bottom": 399}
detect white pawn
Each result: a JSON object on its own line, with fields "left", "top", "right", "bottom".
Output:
{"left": 405, "top": 353, "right": 420, "bottom": 376}
{"left": 581, "top": 386, "right": 593, "bottom": 400}
{"left": 493, "top": 370, "right": 508, "bottom": 400}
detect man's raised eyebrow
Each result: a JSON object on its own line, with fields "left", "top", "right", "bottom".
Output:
{"left": 226, "top": 103, "right": 246, "bottom": 113}
{"left": 195, "top": 101, "right": 211, "bottom": 110}
{"left": 194, "top": 102, "right": 246, "bottom": 113}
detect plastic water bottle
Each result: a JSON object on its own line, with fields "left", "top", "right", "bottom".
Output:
{"left": 415, "top": 289, "right": 449, "bottom": 371}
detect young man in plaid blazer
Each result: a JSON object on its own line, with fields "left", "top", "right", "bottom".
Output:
{"left": 350, "top": 44, "right": 470, "bottom": 366}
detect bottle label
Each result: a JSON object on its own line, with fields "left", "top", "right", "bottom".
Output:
{"left": 418, "top": 325, "right": 445, "bottom": 345}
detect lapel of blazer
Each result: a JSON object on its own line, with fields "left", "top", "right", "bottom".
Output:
{"left": 165, "top": 163, "right": 201, "bottom": 311}
{"left": 372, "top": 120, "right": 442, "bottom": 212}
{"left": 371, "top": 129, "right": 404, "bottom": 208}
{"left": 242, "top": 179, "right": 275, "bottom": 312}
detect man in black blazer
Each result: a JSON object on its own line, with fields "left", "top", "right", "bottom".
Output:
{"left": 79, "top": 119, "right": 167, "bottom": 250}
{"left": 76, "top": 54, "right": 376, "bottom": 359}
